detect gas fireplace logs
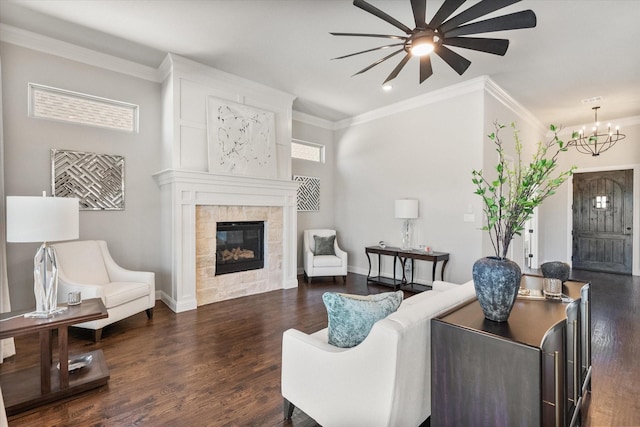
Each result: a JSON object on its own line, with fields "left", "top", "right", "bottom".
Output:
{"left": 221, "top": 247, "right": 255, "bottom": 261}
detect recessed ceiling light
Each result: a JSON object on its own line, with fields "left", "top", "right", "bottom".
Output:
{"left": 382, "top": 84, "right": 393, "bottom": 91}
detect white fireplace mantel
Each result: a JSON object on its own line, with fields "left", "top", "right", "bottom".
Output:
{"left": 153, "top": 169, "right": 299, "bottom": 312}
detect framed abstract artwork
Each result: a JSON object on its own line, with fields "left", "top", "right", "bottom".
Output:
{"left": 51, "top": 149, "right": 125, "bottom": 210}
{"left": 293, "top": 175, "right": 320, "bottom": 212}
{"left": 206, "top": 97, "right": 277, "bottom": 178}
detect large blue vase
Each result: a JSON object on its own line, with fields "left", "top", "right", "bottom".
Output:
{"left": 472, "top": 257, "right": 522, "bottom": 322}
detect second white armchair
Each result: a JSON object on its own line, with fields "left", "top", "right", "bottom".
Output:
{"left": 303, "top": 229, "right": 348, "bottom": 283}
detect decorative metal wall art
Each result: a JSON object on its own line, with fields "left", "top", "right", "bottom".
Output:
{"left": 51, "top": 149, "right": 125, "bottom": 210}
{"left": 293, "top": 175, "right": 320, "bottom": 212}
{"left": 206, "top": 97, "right": 277, "bottom": 178}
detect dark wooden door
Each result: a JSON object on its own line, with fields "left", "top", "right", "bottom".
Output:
{"left": 572, "top": 169, "right": 633, "bottom": 274}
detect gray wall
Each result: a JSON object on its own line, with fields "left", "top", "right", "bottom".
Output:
{"left": 1, "top": 42, "right": 162, "bottom": 310}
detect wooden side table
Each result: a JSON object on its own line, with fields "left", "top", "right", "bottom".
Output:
{"left": 0, "top": 298, "right": 110, "bottom": 415}
{"left": 365, "top": 246, "right": 401, "bottom": 288}
{"left": 396, "top": 249, "right": 449, "bottom": 292}
{"left": 365, "top": 246, "right": 450, "bottom": 292}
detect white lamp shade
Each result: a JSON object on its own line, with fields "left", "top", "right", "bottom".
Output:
{"left": 6, "top": 196, "right": 79, "bottom": 243}
{"left": 395, "top": 199, "right": 419, "bottom": 219}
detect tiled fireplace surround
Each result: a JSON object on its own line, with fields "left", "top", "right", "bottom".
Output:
{"left": 154, "top": 169, "right": 299, "bottom": 312}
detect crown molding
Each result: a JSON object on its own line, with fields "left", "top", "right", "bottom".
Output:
{"left": 0, "top": 24, "right": 162, "bottom": 82}
{"left": 483, "top": 77, "right": 546, "bottom": 133}
{"left": 292, "top": 111, "right": 335, "bottom": 130}
{"left": 334, "top": 76, "right": 493, "bottom": 129}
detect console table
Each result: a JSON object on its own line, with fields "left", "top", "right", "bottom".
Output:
{"left": 364, "top": 246, "right": 449, "bottom": 292}
{"left": 432, "top": 276, "right": 591, "bottom": 426}
{"left": 0, "top": 298, "right": 110, "bottom": 415}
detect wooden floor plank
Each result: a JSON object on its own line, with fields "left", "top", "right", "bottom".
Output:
{"left": 1, "top": 272, "right": 638, "bottom": 426}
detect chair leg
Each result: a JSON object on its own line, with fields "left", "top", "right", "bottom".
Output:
{"left": 146, "top": 308, "right": 154, "bottom": 319}
{"left": 93, "top": 328, "right": 103, "bottom": 343}
{"left": 284, "top": 398, "right": 295, "bottom": 420}
{"left": 343, "top": 275, "right": 347, "bottom": 283}
{"left": 333, "top": 276, "right": 336, "bottom": 282}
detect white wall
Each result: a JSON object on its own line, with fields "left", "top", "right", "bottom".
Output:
{"left": 292, "top": 113, "right": 335, "bottom": 271}
{"left": 1, "top": 42, "right": 162, "bottom": 309}
{"left": 332, "top": 86, "right": 485, "bottom": 285}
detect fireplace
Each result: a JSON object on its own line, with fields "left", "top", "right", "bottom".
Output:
{"left": 215, "top": 221, "right": 265, "bottom": 275}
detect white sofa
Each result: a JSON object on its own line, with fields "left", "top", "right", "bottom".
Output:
{"left": 281, "top": 280, "right": 476, "bottom": 427}
{"left": 52, "top": 240, "right": 156, "bottom": 342}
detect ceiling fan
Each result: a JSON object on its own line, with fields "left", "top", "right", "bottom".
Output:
{"left": 331, "top": 0, "right": 537, "bottom": 85}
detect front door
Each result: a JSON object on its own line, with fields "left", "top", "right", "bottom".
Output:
{"left": 572, "top": 169, "right": 633, "bottom": 274}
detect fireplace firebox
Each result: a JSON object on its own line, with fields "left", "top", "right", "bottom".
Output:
{"left": 215, "top": 221, "right": 265, "bottom": 275}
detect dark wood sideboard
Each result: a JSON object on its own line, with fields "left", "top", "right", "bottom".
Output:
{"left": 431, "top": 275, "right": 591, "bottom": 427}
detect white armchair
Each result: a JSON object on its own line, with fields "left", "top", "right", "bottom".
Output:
{"left": 303, "top": 229, "right": 348, "bottom": 283}
{"left": 52, "top": 240, "right": 155, "bottom": 342}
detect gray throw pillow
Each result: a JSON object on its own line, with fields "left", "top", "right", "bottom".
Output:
{"left": 322, "top": 291, "right": 404, "bottom": 348}
{"left": 314, "top": 235, "right": 336, "bottom": 255}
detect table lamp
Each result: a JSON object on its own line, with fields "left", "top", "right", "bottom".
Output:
{"left": 6, "top": 193, "right": 79, "bottom": 318}
{"left": 395, "top": 199, "right": 419, "bottom": 249}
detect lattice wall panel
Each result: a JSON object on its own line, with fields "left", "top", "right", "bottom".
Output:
{"left": 293, "top": 175, "right": 320, "bottom": 212}
{"left": 52, "top": 149, "right": 125, "bottom": 210}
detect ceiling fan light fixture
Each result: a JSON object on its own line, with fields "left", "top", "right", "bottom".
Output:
{"left": 332, "top": 0, "right": 537, "bottom": 84}
{"left": 409, "top": 32, "right": 435, "bottom": 56}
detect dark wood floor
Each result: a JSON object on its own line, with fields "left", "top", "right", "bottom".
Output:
{"left": 1, "top": 271, "right": 639, "bottom": 426}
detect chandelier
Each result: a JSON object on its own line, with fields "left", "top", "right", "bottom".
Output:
{"left": 568, "top": 106, "right": 626, "bottom": 156}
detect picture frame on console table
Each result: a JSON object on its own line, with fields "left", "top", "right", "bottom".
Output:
{"left": 206, "top": 96, "right": 277, "bottom": 179}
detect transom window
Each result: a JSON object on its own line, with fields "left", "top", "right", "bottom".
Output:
{"left": 291, "top": 139, "right": 325, "bottom": 163}
{"left": 28, "top": 83, "right": 139, "bottom": 133}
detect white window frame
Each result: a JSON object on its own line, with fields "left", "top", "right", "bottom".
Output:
{"left": 291, "top": 138, "right": 325, "bottom": 163}
{"left": 28, "top": 83, "right": 139, "bottom": 133}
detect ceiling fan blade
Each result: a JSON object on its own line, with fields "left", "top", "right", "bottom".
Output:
{"left": 440, "top": 0, "right": 522, "bottom": 33}
{"left": 330, "top": 32, "right": 406, "bottom": 41}
{"left": 331, "top": 43, "right": 405, "bottom": 60}
{"left": 443, "top": 37, "right": 510, "bottom": 55}
{"left": 353, "top": 0, "right": 413, "bottom": 34}
{"left": 445, "top": 10, "right": 537, "bottom": 37}
{"left": 411, "top": 0, "right": 427, "bottom": 28}
{"left": 419, "top": 55, "right": 433, "bottom": 83}
{"left": 383, "top": 53, "right": 413, "bottom": 84}
{"left": 434, "top": 45, "right": 472, "bottom": 75}
{"left": 428, "top": 0, "right": 466, "bottom": 28}
{"left": 353, "top": 48, "right": 405, "bottom": 76}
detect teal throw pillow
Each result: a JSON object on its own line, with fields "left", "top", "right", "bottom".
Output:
{"left": 314, "top": 235, "right": 336, "bottom": 255}
{"left": 322, "top": 291, "right": 404, "bottom": 348}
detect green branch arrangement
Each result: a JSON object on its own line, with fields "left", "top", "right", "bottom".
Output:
{"left": 472, "top": 122, "right": 577, "bottom": 259}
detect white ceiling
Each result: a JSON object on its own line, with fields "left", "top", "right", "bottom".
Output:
{"left": 1, "top": 0, "right": 639, "bottom": 127}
